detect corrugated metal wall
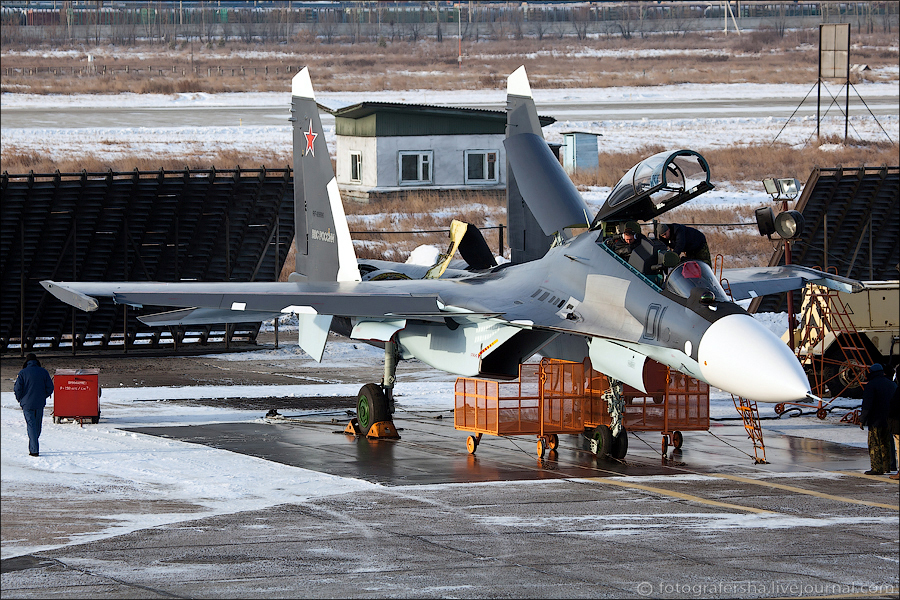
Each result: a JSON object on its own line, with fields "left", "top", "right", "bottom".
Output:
{"left": 1, "top": 167, "right": 294, "bottom": 351}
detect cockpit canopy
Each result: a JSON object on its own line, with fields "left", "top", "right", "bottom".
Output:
{"left": 666, "top": 261, "right": 730, "bottom": 303}
{"left": 591, "top": 150, "right": 714, "bottom": 227}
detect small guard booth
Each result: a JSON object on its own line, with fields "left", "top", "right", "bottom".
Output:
{"left": 53, "top": 369, "right": 100, "bottom": 424}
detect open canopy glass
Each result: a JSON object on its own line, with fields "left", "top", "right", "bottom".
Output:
{"left": 591, "top": 149, "right": 714, "bottom": 227}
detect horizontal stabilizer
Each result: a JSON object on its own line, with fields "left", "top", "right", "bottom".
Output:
{"left": 458, "top": 223, "right": 498, "bottom": 270}
{"left": 39, "top": 281, "right": 446, "bottom": 322}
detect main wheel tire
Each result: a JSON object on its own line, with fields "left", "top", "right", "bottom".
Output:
{"left": 590, "top": 425, "right": 613, "bottom": 458}
{"left": 672, "top": 430, "right": 683, "bottom": 449}
{"left": 357, "top": 383, "right": 389, "bottom": 435}
{"left": 611, "top": 429, "right": 628, "bottom": 459}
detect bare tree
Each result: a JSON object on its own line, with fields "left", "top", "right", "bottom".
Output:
{"left": 434, "top": 1, "right": 443, "bottom": 43}
{"left": 531, "top": 16, "right": 549, "bottom": 41}
{"left": 773, "top": 2, "right": 788, "bottom": 38}
{"left": 572, "top": 6, "right": 591, "bottom": 41}
{"left": 236, "top": 9, "right": 254, "bottom": 44}
{"left": 404, "top": 19, "right": 422, "bottom": 43}
{"left": 201, "top": 5, "right": 217, "bottom": 45}
{"left": 510, "top": 5, "right": 524, "bottom": 40}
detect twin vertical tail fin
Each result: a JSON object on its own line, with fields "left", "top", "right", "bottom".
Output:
{"left": 290, "top": 67, "right": 361, "bottom": 284}
{"left": 505, "top": 66, "right": 592, "bottom": 263}
{"left": 505, "top": 66, "right": 553, "bottom": 265}
{"left": 288, "top": 68, "right": 359, "bottom": 361}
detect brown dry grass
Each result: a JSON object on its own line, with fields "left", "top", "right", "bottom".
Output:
{"left": 570, "top": 139, "right": 899, "bottom": 188}
{"left": 347, "top": 191, "right": 505, "bottom": 262}
{"left": 2, "top": 29, "right": 897, "bottom": 95}
{"left": 8, "top": 140, "right": 893, "bottom": 189}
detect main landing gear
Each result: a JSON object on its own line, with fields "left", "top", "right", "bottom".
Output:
{"left": 345, "top": 338, "right": 401, "bottom": 440}
{"left": 583, "top": 424, "right": 629, "bottom": 459}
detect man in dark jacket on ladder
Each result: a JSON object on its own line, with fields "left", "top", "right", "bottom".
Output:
{"left": 13, "top": 353, "right": 54, "bottom": 457}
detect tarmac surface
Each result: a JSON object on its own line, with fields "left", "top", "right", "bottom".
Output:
{"left": 2, "top": 342, "right": 899, "bottom": 598}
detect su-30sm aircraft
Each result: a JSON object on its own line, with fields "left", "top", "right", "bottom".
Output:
{"left": 43, "top": 67, "right": 859, "bottom": 437}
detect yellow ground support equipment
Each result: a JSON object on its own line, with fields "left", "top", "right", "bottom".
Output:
{"left": 343, "top": 417, "right": 401, "bottom": 440}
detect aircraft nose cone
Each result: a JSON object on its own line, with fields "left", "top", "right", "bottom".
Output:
{"left": 697, "top": 314, "right": 810, "bottom": 403}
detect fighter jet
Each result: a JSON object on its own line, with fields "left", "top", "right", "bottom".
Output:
{"left": 42, "top": 67, "right": 860, "bottom": 436}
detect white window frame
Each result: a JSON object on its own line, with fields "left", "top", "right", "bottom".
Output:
{"left": 349, "top": 151, "right": 362, "bottom": 183}
{"left": 398, "top": 151, "right": 433, "bottom": 185}
{"left": 464, "top": 150, "right": 499, "bottom": 184}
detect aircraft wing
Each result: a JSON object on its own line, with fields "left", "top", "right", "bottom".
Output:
{"left": 721, "top": 265, "right": 864, "bottom": 301}
{"left": 41, "top": 280, "right": 449, "bottom": 321}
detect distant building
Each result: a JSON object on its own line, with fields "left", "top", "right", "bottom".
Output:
{"left": 332, "top": 102, "right": 555, "bottom": 202}
{"left": 561, "top": 131, "right": 601, "bottom": 174}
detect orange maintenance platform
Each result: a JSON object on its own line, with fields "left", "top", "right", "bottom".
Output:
{"left": 454, "top": 358, "right": 710, "bottom": 458}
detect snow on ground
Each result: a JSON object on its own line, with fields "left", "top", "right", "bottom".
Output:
{"left": 2, "top": 82, "right": 897, "bottom": 162}
{"left": 1, "top": 338, "right": 869, "bottom": 557}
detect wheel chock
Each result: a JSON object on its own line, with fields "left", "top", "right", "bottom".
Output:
{"left": 366, "top": 420, "right": 401, "bottom": 439}
{"left": 344, "top": 418, "right": 362, "bottom": 436}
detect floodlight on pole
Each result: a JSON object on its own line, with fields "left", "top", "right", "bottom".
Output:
{"left": 762, "top": 178, "right": 779, "bottom": 196}
{"left": 776, "top": 178, "right": 801, "bottom": 199}
{"left": 759, "top": 177, "right": 803, "bottom": 351}
{"left": 762, "top": 177, "right": 801, "bottom": 201}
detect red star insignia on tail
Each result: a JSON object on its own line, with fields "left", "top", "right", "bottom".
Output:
{"left": 304, "top": 121, "right": 318, "bottom": 157}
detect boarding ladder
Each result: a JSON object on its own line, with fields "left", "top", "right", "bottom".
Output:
{"left": 794, "top": 283, "right": 872, "bottom": 401}
{"left": 732, "top": 396, "right": 767, "bottom": 464}
{"left": 713, "top": 254, "right": 735, "bottom": 300}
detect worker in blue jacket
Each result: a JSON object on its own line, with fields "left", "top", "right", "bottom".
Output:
{"left": 13, "top": 353, "right": 54, "bottom": 457}
{"left": 658, "top": 223, "right": 712, "bottom": 266}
